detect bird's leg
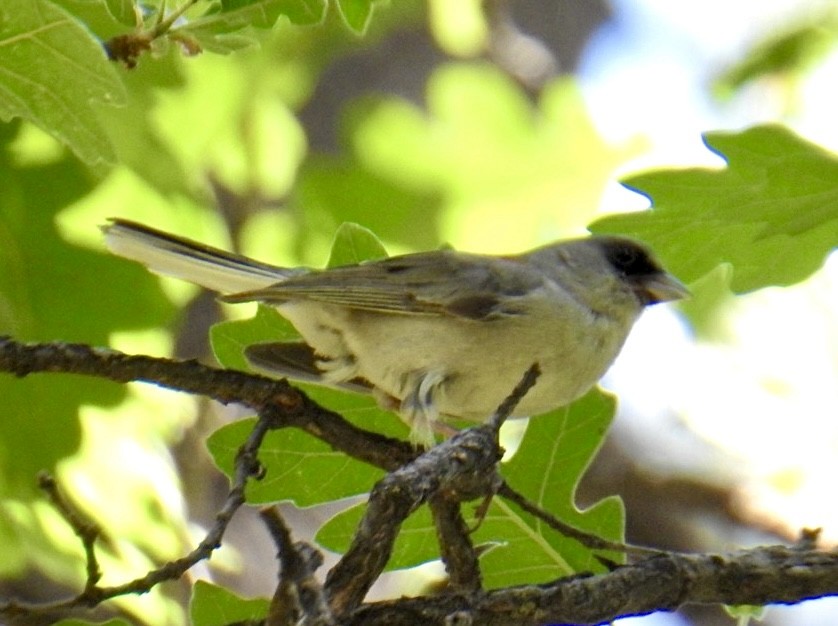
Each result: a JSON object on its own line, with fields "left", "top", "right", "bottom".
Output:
{"left": 400, "top": 369, "right": 448, "bottom": 447}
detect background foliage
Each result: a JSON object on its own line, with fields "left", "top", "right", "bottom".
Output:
{"left": 1, "top": 1, "right": 837, "bottom": 624}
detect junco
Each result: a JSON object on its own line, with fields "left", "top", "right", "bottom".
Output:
{"left": 103, "top": 219, "right": 688, "bottom": 445}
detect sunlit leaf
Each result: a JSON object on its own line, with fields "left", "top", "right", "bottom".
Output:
{"left": 0, "top": 0, "right": 125, "bottom": 164}
{"left": 297, "top": 67, "right": 640, "bottom": 253}
{"left": 477, "top": 389, "right": 623, "bottom": 586}
{"left": 190, "top": 581, "right": 269, "bottom": 626}
{"left": 0, "top": 134, "right": 174, "bottom": 493}
{"left": 591, "top": 125, "right": 838, "bottom": 293}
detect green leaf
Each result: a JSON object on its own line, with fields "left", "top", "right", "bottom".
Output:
{"left": 211, "top": 305, "right": 300, "bottom": 371}
{"left": 327, "top": 221, "right": 389, "bottom": 267}
{"left": 207, "top": 221, "right": 404, "bottom": 504}
{"left": 103, "top": 0, "right": 137, "bottom": 26}
{"left": 183, "top": 0, "right": 328, "bottom": 53}
{"left": 206, "top": 408, "right": 391, "bottom": 505}
{"left": 0, "top": 0, "right": 126, "bottom": 164}
{"left": 676, "top": 263, "right": 737, "bottom": 340}
{"left": 476, "top": 390, "right": 623, "bottom": 587}
{"left": 335, "top": 0, "right": 375, "bottom": 34}
{"left": 219, "top": 0, "right": 327, "bottom": 23}
{"left": 186, "top": 0, "right": 327, "bottom": 51}
{"left": 209, "top": 303, "right": 409, "bottom": 506}
{"left": 190, "top": 580, "right": 269, "bottom": 626}
{"left": 591, "top": 125, "right": 838, "bottom": 293}
{"left": 714, "top": 13, "right": 838, "bottom": 98}
{"left": 724, "top": 603, "right": 767, "bottom": 623}
{"left": 316, "top": 502, "right": 441, "bottom": 569}
{"left": 317, "top": 390, "right": 624, "bottom": 584}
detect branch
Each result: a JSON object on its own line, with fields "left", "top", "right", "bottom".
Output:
{"left": 345, "top": 544, "right": 838, "bottom": 625}
{"left": 1, "top": 405, "right": 271, "bottom": 620}
{"left": 259, "top": 507, "right": 333, "bottom": 626}
{"left": 429, "top": 497, "right": 481, "bottom": 592}
{"left": 324, "top": 423, "right": 504, "bottom": 615}
{"left": 324, "top": 363, "right": 540, "bottom": 615}
{"left": 3, "top": 337, "right": 837, "bottom": 625}
{"left": 37, "top": 473, "right": 102, "bottom": 592}
{"left": 0, "top": 336, "right": 415, "bottom": 471}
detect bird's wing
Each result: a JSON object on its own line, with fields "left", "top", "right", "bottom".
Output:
{"left": 244, "top": 342, "right": 373, "bottom": 393}
{"left": 222, "top": 250, "right": 544, "bottom": 320}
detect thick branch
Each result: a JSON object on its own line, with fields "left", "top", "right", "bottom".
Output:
{"left": 325, "top": 424, "right": 504, "bottom": 615}
{"left": 0, "top": 337, "right": 414, "bottom": 470}
{"left": 346, "top": 545, "right": 838, "bottom": 625}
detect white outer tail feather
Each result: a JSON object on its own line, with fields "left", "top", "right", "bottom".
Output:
{"left": 102, "top": 220, "right": 292, "bottom": 294}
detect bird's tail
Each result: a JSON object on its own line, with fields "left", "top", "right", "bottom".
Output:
{"left": 102, "top": 219, "right": 297, "bottom": 294}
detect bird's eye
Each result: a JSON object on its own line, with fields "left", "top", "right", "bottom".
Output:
{"left": 603, "top": 241, "right": 659, "bottom": 277}
{"left": 613, "top": 246, "right": 638, "bottom": 270}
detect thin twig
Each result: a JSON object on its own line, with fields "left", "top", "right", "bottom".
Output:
{"left": 104, "top": 0, "right": 201, "bottom": 67}
{"left": 488, "top": 363, "right": 541, "bottom": 433}
{"left": 0, "top": 408, "right": 272, "bottom": 619}
{"left": 498, "top": 481, "right": 664, "bottom": 558}
{"left": 37, "top": 472, "right": 103, "bottom": 592}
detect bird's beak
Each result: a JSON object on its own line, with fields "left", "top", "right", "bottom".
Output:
{"left": 640, "top": 273, "right": 690, "bottom": 304}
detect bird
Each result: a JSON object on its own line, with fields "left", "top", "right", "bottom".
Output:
{"left": 103, "top": 219, "right": 688, "bottom": 445}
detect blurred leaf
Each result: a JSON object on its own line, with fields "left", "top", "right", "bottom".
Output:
{"left": 297, "top": 67, "right": 640, "bottom": 254}
{"left": 186, "top": 0, "right": 327, "bottom": 51}
{"left": 295, "top": 153, "right": 444, "bottom": 252}
{"left": 0, "top": 0, "right": 126, "bottom": 165}
{"left": 318, "top": 390, "right": 624, "bottom": 584}
{"left": 676, "top": 263, "right": 737, "bottom": 340}
{"left": 0, "top": 129, "right": 174, "bottom": 493}
{"left": 190, "top": 580, "right": 269, "bottom": 626}
{"left": 428, "top": 0, "right": 488, "bottom": 56}
{"left": 335, "top": 0, "right": 375, "bottom": 34}
{"left": 95, "top": 50, "right": 193, "bottom": 196}
{"left": 591, "top": 125, "right": 838, "bottom": 293}
{"left": 103, "top": 0, "right": 137, "bottom": 26}
{"left": 715, "top": 13, "right": 838, "bottom": 98}
{"left": 724, "top": 603, "right": 767, "bottom": 622}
